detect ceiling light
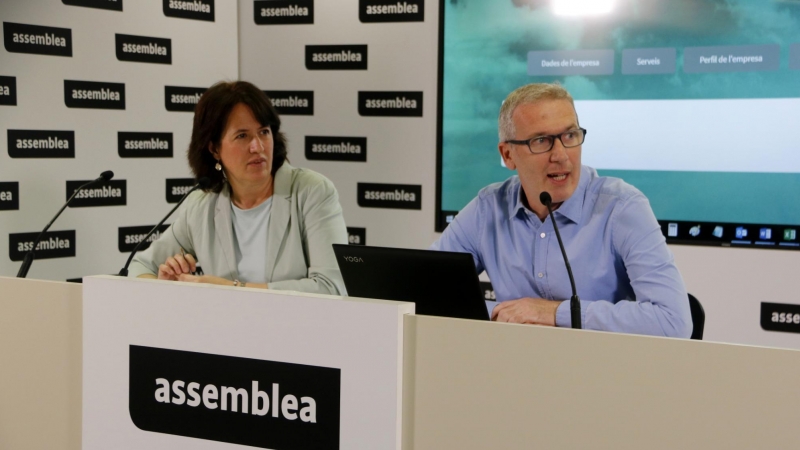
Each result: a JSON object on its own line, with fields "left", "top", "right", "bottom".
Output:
{"left": 552, "top": 0, "right": 616, "bottom": 17}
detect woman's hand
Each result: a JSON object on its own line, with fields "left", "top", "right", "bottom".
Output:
{"left": 158, "top": 252, "right": 197, "bottom": 280}
{"left": 177, "top": 274, "right": 233, "bottom": 286}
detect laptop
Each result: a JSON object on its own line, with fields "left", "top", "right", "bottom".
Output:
{"left": 332, "top": 244, "right": 490, "bottom": 321}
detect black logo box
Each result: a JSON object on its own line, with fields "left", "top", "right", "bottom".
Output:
{"left": 115, "top": 33, "right": 171, "bottom": 64}
{"left": 130, "top": 345, "right": 340, "bottom": 450}
{"left": 165, "top": 86, "right": 207, "bottom": 112}
{"left": 66, "top": 179, "right": 126, "bottom": 207}
{"left": 254, "top": 0, "right": 314, "bottom": 25}
{"left": 359, "top": 0, "right": 424, "bottom": 23}
{"left": 347, "top": 227, "right": 365, "bottom": 245}
{"left": 264, "top": 90, "right": 314, "bottom": 116}
{"left": 118, "top": 132, "right": 173, "bottom": 158}
{"left": 761, "top": 302, "right": 800, "bottom": 334}
{"left": 62, "top": 0, "right": 123, "bottom": 11}
{"left": 118, "top": 224, "right": 170, "bottom": 252}
{"left": 305, "top": 136, "right": 366, "bottom": 162}
{"left": 166, "top": 178, "right": 196, "bottom": 203}
{"left": 9, "top": 230, "right": 76, "bottom": 261}
{"left": 306, "top": 45, "right": 367, "bottom": 70}
{"left": 357, "top": 183, "right": 421, "bottom": 210}
{"left": 0, "top": 182, "right": 19, "bottom": 211}
{"left": 64, "top": 80, "right": 125, "bottom": 110}
{"left": 358, "top": 91, "right": 423, "bottom": 117}
{"left": 3, "top": 22, "right": 72, "bottom": 57}
{"left": 0, "top": 75, "right": 17, "bottom": 106}
{"left": 7, "top": 129, "right": 75, "bottom": 158}
{"left": 163, "top": 0, "right": 215, "bottom": 21}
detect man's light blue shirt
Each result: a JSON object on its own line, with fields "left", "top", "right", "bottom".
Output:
{"left": 432, "top": 166, "right": 692, "bottom": 338}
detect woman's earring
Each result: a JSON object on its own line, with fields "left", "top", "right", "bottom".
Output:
{"left": 215, "top": 161, "right": 222, "bottom": 171}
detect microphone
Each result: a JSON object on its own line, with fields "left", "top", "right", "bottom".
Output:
{"left": 539, "top": 191, "right": 581, "bottom": 329}
{"left": 118, "top": 177, "right": 211, "bottom": 277}
{"left": 17, "top": 171, "right": 115, "bottom": 278}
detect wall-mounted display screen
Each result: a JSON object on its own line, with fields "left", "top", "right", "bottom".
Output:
{"left": 437, "top": 0, "right": 800, "bottom": 249}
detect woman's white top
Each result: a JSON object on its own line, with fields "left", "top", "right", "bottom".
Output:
{"left": 231, "top": 197, "right": 273, "bottom": 284}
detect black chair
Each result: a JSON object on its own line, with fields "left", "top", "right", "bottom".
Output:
{"left": 688, "top": 293, "right": 705, "bottom": 340}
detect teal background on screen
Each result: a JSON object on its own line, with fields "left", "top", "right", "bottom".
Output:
{"left": 440, "top": 0, "right": 800, "bottom": 224}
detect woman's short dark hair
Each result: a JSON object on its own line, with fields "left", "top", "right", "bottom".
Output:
{"left": 187, "top": 80, "right": 288, "bottom": 193}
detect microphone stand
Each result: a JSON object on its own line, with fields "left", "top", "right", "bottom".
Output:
{"left": 17, "top": 173, "right": 113, "bottom": 278}
{"left": 540, "top": 192, "right": 582, "bottom": 329}
{"left": 118, "top": 178, "right": 209, "bottom": 277}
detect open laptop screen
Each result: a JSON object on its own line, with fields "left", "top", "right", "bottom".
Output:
{"left": 333, "top": 244, "right": 489, "bottom": 321}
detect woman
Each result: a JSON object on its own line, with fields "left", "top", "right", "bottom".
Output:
{"left": 128, "top": 81, "right": 348, "bottom": 294}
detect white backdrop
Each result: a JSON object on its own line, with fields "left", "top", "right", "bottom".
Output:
{"left": 239, "top": 0, "right": 439, "bottom": 250}
{"left": 0, "top": 0, "right": 238, "bottom": 280}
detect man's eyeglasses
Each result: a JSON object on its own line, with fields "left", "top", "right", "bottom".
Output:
{"left": 504, "top": 128, "right": 587, "bottom": 154}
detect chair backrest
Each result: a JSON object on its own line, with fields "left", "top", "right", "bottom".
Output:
{"left": 688, "top": 293, "right": 705, "bottom": 340}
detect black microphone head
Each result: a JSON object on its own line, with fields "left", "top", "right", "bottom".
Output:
{"left": 197, "top": 176, "right": 211, "bottom": 189}
{"left": 100, "top": 170, "right": 114, "bottom": 181}
{"left": 539, "top": 191, "right": 552, "bottom": 206}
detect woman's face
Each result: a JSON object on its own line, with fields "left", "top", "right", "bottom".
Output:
{"left": 212, "top": 103, "right": 274, "bottom": 189}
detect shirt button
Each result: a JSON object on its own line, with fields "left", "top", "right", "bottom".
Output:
{"left": 540, "top": 232, "right": 546, "bottom": 238}
{"left": 538, "top": 272, "right": 544, "bottom": 278}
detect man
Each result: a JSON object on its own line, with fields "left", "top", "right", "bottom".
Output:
{"left": 432, "top": 83, "right": 691, "bottom": 337}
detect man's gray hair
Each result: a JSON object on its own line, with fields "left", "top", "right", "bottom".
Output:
{"left": 498, "top": 83, "right": 575, "bottom": 141}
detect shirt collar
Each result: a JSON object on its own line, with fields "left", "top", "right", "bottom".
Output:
{"left": 511, "top": 181, "right": 529, "bottom": 218}
{"left": 511, "top": 166, "right": 588, "bottom": 224}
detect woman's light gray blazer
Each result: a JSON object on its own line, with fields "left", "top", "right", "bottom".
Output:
{"left": 128, "top": 163, "right": 348, "bottom": 295}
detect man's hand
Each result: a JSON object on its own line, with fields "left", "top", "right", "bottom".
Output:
{"left": 491, "top": 298, "right": 562, "bottom": 326}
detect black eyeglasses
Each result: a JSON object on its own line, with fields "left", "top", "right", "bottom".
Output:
{"left": 504, "top": 128, "right": 587, "bottom": 154}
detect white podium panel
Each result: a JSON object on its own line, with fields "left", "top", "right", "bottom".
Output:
{"left": 82, "top": 276, "right": 413, "bottom": 450}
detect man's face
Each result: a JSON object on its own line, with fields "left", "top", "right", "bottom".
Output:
{"left": 498, "top": 99, "right": 582, "bottom": 218}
